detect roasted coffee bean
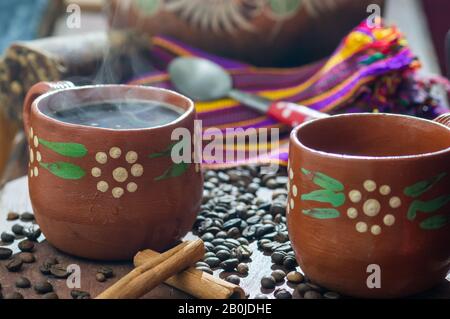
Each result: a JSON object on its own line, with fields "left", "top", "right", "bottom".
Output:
{"left": 274, "top": 243, "right": 292, "bottom": 253}
{"left": 50, "top": 264, "right": 69, "bottom": 278}
{"left": 271, "top": 251, "right": 286, "bottom": 265}
{"left": 270, "top": 202, "right": 286, "bottom": 215}
{"left": 223, "top": 218, "right": 242, "bottom": 230}
{"left": 324, "top": 291, "right": 340, "bottom": 299}
{"left": 220, "top": 259, "right": 239, "bottom": 272}
{"left": 242, "top": 226, "right": 256, "bottom": 239}
{"left": 195, "top": 261, "right": 210, "bottom": 268}
{"left": 225, "top": 275, "right": 240, "bottom": 285}
{"left": 246, "top": 215, "right": 261, "bottom": 225}
{"left": 97, "top": 267, "right": 114, "bottom": 279}
{"left": 271, "top": 270, "right": 286, "bottom": 283}
{"left": 15, "top": 277, "right": 31, "bottom": 288}
{"left": 201, "top": 233, "right": 214, "bottom": 242}
{"left": 40, "top": 264, "right": 51, "bottom": 275}
{"left": 215, "top": 231, "right": 227, "bottom": 239}
{"left": 296, "top": 283, "right": 310, "bottom": 296}
{"left": 254, "top": 294, "right": 268, "bottom": 299}
{"left": 1, "top": 232, "right": 15, "bottom": 243}
{"left": 274, "top": 232, "right": 289, "bottom": 243}
{"left": 227, "top": 227, "right": 240, "bottom": 239}
{"left": 306, "top": 282, "right": 324, "bottom": 293}
{"left": 204, "top": 242, "right": 215, "bottom": 252}
{"left": 260, "top": 276, "right": 276, "bottom": 290}
{"left": 237, "top": 263, "right": 249, "bottom": 275}
{"left": 255, "top": 225, "right": 275, "bottom": 238}
{"left": 224, "top": 239, "right": 241, "bottom": 249}
{"left": 96, "top": 273, "right": 106, "bottom": 283}
{"left": 24, "top": 226, "right": 41, "bottom": 241}
{"left": 265, "top": 178, "right": 278, "bottom": 189}
{"left": 196, "top": 266, "right": 213, "bottom": 275}
{"left": 217, "top": 172, "right": 230, "bottom": 183}
{"left": 235, "top": 245, "right": 252, "bottom": 261}
{"left": 19, "top": 252, "right": 35, "bottom": 264}
{"left": 214, "top": 245, "right": 231, "bottom": 254}
{"left": 287, "top": 271, "right": 304, "bottom": 284}
{"left": 34, "top": 281, "right": 53, "bottom": 294}
{"left": 283, "top": 256, "right": 297, "bottom": 270}
{"left": 6, "top": 258, "right": 23, "bottom": 272}
{"left": 274, "top": 288, "right": 292, "bottom": 299}
{"left": 205, "top": 227, "right": 221, "bottom": 235}
{"left": 0, "top": 247, "right": 13, "bottom": 260}
{"left": 204, "top": 257, "right": 221, "bottom": 268}
{"left": 71, "top": 289, "right": 91, "bottom": 299}
{"left": 7, "top": 212, "right": 20, "bottom": 221}
{"left": 237, "top": 237, "right": 249, "bottom": 246}
{"left": 20, "top": 212, "right": 35, "bottom": 222}
{"left": 262, "top": 232, "right": 278, "bottom": 240}
{"left": 203, "top": 252, "right": 216, "bottom": 259}
{"left": 261, "top": 241, "right": 276, "bottom": 252}
{"left": 4, "top": 292, "right": 24, "bottom": 299}
{"left": 216, "top": 250, "right": 231, "bottom": 261}
{"left": 304, "top": 290, "right": 322, "bottom": 299}
{"left": 18, "top": 240, "right": 34, "bottom": 252}
{"left": 211, "top": 238, "right": 225, "bottom": 246}
{"left": 43, "top": 292, "right": 59, "bottom": 299}
{"left": 11, "top": 224, "right": 24, "bottom": 236}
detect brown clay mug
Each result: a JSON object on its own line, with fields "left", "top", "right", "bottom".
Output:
{"left": 23, "top": 82, "right": 203, "bottom": 260}
{"left": 287, "top": 112, "right": 450, "bottom": 298}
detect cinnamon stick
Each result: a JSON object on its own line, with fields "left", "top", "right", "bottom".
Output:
{"left": 134, "top": 250, "right": 246, "bottom": 299}
{"left": 96, "top": 240, "right": 205, "bottom": 299}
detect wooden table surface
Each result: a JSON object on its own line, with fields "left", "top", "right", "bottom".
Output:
{"left": 1, "top": 177, "right": 449, "bottom": 299}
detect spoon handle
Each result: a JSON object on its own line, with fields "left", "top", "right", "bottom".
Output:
{"left": 228, "top": 89, "right": 328, "bottom": 127}
{"left": 267, "top": 101, "right": 329, "bottom": 127}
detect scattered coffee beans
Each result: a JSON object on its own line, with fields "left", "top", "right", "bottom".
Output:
{"left": 34, "top": 281, "right": 53, "bottom": 294}
{"left": 1, "top": 232, "right": 15, "bottom": 243}
{"left": 50, "top": 264, "right": 69, "bottom": 278}
{"left": 260, "top": 276, "right": 276, "bottom": 290}
{"left": 7, "top": 212, "right": 20, "bottom": 221}
{"left": 96, "top": 273, "right": 106, "bottom": 283}
{"left": 6, "top": 258, "right": 23, "bottom": 272}
{"left": 254, "top": 293, "right": 269, "bottom": 299}
{"left": 0, "top": 247, "right": 13, "bottom": 260}
{"left": 304, "top": 290, "right": 323, "bottom": 299}
{"left": 11, "top": 224, "right": 24, "bottom": 236}
{"left": 18, "top": 240, "right": 34, "bottom": 252}
{"left": 237, "top": 263, "right": 249, "bottom": 275}
{"left": 19, "top": 252, "right": 35, "bottom": 264}
{"left": 15, "top": 277, "right": 31, "bottom": 289}
{"left": 225, "top": 275, "right": 240, "bottom": 285}
{"left": 4, "top": 292, "right": 24, "bottom": 299}
{"left": 274, "top": 288, "right": 292, "bottom": 299}
{"left": 20, "top": 212, "right": 35, "bottom": 222}
{"left": 287, "top": 271, "right": 304, "bottom": 284}
{"left": 43, "top": 292, "right": 59, "bottom": 299}
{"left": 271, "top": 270, "right": 286, "bottom": 283}
{"left": 71, "top": 289, "right": 91, "bottom": 299}
{"left": 97, "top": 267, "right": 114, "bottom": 279}
{"left": 324, "top": 291, "right": 340, "bottom": 299}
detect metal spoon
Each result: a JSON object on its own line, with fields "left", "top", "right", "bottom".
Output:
{"left": 168, "top": 57, "right": 328, "bottom": 127}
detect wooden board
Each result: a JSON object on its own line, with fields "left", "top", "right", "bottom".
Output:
{"left": 1, "top": 177, "right": 449, "bottom": 299}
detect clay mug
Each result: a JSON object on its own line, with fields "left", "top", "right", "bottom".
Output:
{"left": 23, "top": 82, "right": 203, "bottom": 260}
{"left": 287, "top": 112, "right": 450, "bottom": 298}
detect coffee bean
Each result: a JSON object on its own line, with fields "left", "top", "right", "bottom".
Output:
{"left": 242, "top": 226, "right": 256, "bottom": 238}
{"left": 227, "top": 227, "right": 240, "bottom": 239}
{"left": 306, "top": 282, "right": 324, "bottom": 293}
{"left": 6, "top": 258, "right": 23, "bottom": 272}
{"left": 1, "top": 232, "right": 15, "bottom": 243}
{"left": 271, "top": 251, "right": 286, "bottom": 265}
{"left": 196, "top": 266, "right": 213, "bottom": 275}
{"left": 20, "top": 212, "right": 35, "bottom": 222}
{"left": 40, "top": 257, "right": 58, "bottom": 275}
{"left": 24, "top": 226, "right": 41, "bottom": 241}
{"left": 260, "top": 276, "right": 276, "bottom": 290}
{"left": 15, "top": 277, "right": 31, "bottom": 288}
{"left": 220, "top": 259, "right": 239, "bottom": 272}
{"left": 18, "top": 240, "right": 34, "bottom": 252}
{"left": 296, "top": 283, "right": 310, "bottom": 296}
{"left": 237, "top": 263, "right": 249, "bottom": 275}
{"left": 262, "top": 232, "right": 278, "bottom": 240}
{"left": 34, "top": 281, "right": 53, "bottom": 294}
{"left": 7, "top": 212, "right": 20, "bottom": 221}
{"left": 97, "top": 267, "right": 114, "bottom": 279}
{"left": 195, "top": 261, "right": 210, "bottom": 268}
{"left": 11, "top": 224, "right": 24, "bottom": 236}
{"left": 50, "top": 264, "right": 69, "bottom": 278}
{"left": 204, "top": 257, "right": 221, "bottom": 268}
{"left": 224, "top": 239, "right": 241, "bottom": 249}
{"left": 203, "top": 252, "right": 216, "bottom": 259}
{"left": 43, "top": 292, "right": 59, "bottom": 299}
{"left": 211, "top": 238, "right": 225, "bottom": 246}
{"left": 274, "top": 288, "right": 292, "bottom": 299}
{"left": 324, "top": 291, "right": 340, "bottom": 299}
{"left": 96, "top": 273, "right": 106, "bottom": 283}
{"left": 254, "top": 294, "right": 268, "bottom": 299}
{"left": 223, "top": 218, "right": 242, "bottom": 230}
{"left": 287, "top": 271, "right": 304, "bottom": 284}
{"left": 216, "top": 250, "right": 231, "bottom": 261}
{"left": 271, "top": 270, "right": 286, "bottom": 283}
{"left": 235, "top": 245, "right": 253, "bottom": 261}
{"left": 283, "top": 256, "right": 297, "bottom": 270}
{"left": 0, "top": 247, "right": 13, "bottom": 260}
{"left": 270, "top": 202, "right": 286, "bottom": 215}
{"left": 225, "top": 275, "right": 240, "bottom": 285}
{"left": 218, "top": 172, "right": 230, "bottom": 183}
{"left": 201, "top": 233, "right": 214, "bottom": 242}
{"left": 304, "top": 290, "right": 322, "bottom": 299}
{"left": 19, "top": 252, "right": 35, "bottom": 264}
{"left": 274, "top": 243, "right": 292, "bottom": 253}
{"left": 215, "top": 231, "right": 227, "bottom": 239}
{"left": 4, "top": 292, "right": 24, "bottom": 299}
{"left": 204, "top": 242, "right": 215, "bottom": 252}
{"left": 71, "top": 289, "right": 91, "bottom": 299}
{"left": 237, "top": 237, "right": 249, "bottom": 246}
{"left": 255, "top": 225, "right": 275, "bottom": 238}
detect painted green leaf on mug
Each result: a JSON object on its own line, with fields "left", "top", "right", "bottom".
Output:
{"left": 154, "top": 162, "right": 190, "bottom": 181}
{"left": 302, "top": 208, "right": 340, "bottom": 220}
{"left": 301, "top": 190, "right": 346, "bottom": 208}
{"left": 420, "top": 215, "right": 448, "bottom": 230}
{"left": 149, "top": 141, "right": 182, "bottom": 159}
{"left": 404, "top": 172, "right": 447, "bottom": 198}
{"left": 40, "top": 162, "right": 86, "bottom": 180}
{"left": 39, "top": 138, "right": 87, "bottom": 158}
{"left": 407, "top": 195, "right": 450, "bottom": 221}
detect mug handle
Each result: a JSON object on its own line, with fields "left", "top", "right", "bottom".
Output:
{"left": 434, "top": 112, "right": 450, "bottom": 128}
{"left": 23, "top": 81, "right": 75, "bottom": 138}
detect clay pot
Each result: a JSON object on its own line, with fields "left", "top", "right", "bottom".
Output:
{"left": 108, "top": 0, "right": 383, "bottom": 66}
{"left": 287, "top": 113, "right": 450, "bottom": 298}
{"left": 23, "top": 82, "right": 203, "bottom": 260}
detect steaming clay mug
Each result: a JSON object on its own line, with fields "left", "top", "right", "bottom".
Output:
{"left": 287, "top": 112, "right": 450, "bottom": 298}
{"left": 23, "top": 81, "right": 203, "bottom": 260}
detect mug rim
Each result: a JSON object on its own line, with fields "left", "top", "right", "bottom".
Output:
{"left": 291, "top": 112, "right": 450, "bottom": 161}
{"left": 31, "top": 84, "right": 195, "bottom": 132}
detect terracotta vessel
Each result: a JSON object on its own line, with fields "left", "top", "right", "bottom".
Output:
{"left": 23, "top": 82, "right": 203, "bottom": 260}
{"left": 108, "top": 0, "right": 383, "bottom": 66}
{"left": 287, "top": 113, "right": 450, "bottom": 298}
